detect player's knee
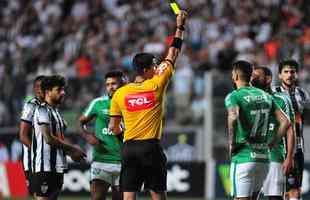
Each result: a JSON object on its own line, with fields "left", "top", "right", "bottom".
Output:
{"left": 288, "top": 189, "right": 300, "bottom": 198}
{"left": 123, "top": 192, "right": 136, "bottom": 200}
{"left": 91, "top": 185, "right": 105, "bottom": 200}
{"left": 91, "top": 192, "right": 105, "bottom": 200}
{"left": 287, "top": 188, "right": 300, "bottom": 198}
{"left": 149, "top": 190, "right": 167, "bottom": 200}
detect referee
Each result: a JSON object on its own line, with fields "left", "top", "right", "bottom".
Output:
{"left": 109, "top": 10, "right": 187, "bottom": 200}
{"left": 32, "top": 75, "right": 86, "bottom": 200}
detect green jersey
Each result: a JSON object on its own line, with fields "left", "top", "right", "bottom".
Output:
{"left": 268, "top": 92, "right": 295, "bottom": 162}
{"left": 225, "top": 86, "right": 278, "bottom": 163}
{"left": 83, "top": 95, "right": 122, "bottom": 163}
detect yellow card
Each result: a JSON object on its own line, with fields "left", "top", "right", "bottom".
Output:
{"left": 170, "top": 2, "right": 180, "bottom": 15}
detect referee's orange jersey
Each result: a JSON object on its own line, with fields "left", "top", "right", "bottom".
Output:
{"left": 110, "top": 60, "right": 174, "bottom": 141}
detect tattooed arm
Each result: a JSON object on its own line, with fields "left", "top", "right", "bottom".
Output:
{"left": 227, "top": 106, "right": 239, "bottom": 157}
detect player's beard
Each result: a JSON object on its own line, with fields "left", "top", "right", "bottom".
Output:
{"left": 282, "top": 78, "right": 298, "bottom": 88}
{"left": 251, "top": 79, "right": 267, "bottom": 90}
{"left": 232, "top": 82, "right": 237, "bottom": 90}
{"left": 55, "top": 96, "right": 64, "bottom": 105}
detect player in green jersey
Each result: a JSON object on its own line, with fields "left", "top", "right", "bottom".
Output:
{"left": 78, "top": 71, "right": 127, "bottom": 200}
{"left": 225, "top": 61, "right": 290, "bottom": 200}
{"left": 251, "top": 66, "right": 295, "bottom": 200}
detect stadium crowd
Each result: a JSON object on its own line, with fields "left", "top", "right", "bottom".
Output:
{"left": 0, "top": 0, "right": 309, "bottom": 127}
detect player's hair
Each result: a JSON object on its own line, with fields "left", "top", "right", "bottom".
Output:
{"left": 105, "top": 70, "right": 127, "bottom": 85}
{"left": 254, "top": 66, "right": 272, "bottom": 77}
{"left": 33, "top": 75, "right": 45, "bottom": 87}
{"left": 132, "top": 53, "right": 157, "bottom": 75}
{"left": 278, "top": 59, "right": 299, "bottom": 73}
{"left": 41, "top": 75, "right": 66, "bottom": 94}
{"left": 232, "top": 60, "right": 253, "bottom": 82}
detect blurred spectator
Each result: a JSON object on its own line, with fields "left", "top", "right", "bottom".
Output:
{"left": 166, "top": 134, "right": 196, "bottom": 162}
{"left": 173, "top": 55, "right": 193, "bottom": 123}
{"left": 10, "top": 139, "right": 22, "bottom": 161}
{"left": 0, "top": 0, "right": 309, "bottom": 128}
{"left": 0, "top": 143, "right": 9, "bottom": 162}
{"left": 74, "top": 53, "right": 93, "bottom": 78}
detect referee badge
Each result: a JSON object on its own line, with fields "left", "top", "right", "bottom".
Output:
{"left": 41, "top": 182, "right": 48, "bottom": 194}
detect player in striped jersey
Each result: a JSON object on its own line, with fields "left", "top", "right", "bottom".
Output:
{"left": 273, "top": 60, "right": 310, "bottom": 200}
{"left": 32, "top": 75, "right": 86, "bottom": 200}
{"left": 251, "top": 66, "right": 295, "bottom": 200}
{"left": 19, "top": 75, "right": 45, "bottom": 195}
{"left": 78, "top": 71, "right": 126, "bottom": 200}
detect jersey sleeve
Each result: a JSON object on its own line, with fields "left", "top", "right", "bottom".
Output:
{"left": 37, "top": 106, "right": 50, "bottom": 125}
{"left": 225, "top": 93, "right": 238, "bottom": 109}
{"left": 270, "top": 97, "right": 281, "bottom": 113}
{"left": 151, "top": 60, "right": 174, "bottom": 89}
{"left": 274, "top": 95, "right": 291, "bottom": 121}
{"left": 110, "top": 91, "right": 122, "bottom": 117}
{"left": 301, "top": 88, "right": 310, "bottom": 108}
{"left": 83, "top": 99, "right": 98, "bottom": 117}
{"left": 20, "top": 102, "right": 35, "bottom": 123}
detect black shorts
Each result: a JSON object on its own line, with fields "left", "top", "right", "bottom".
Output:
{"left": 33, "top": 172, "right": 64, "bottom": 197}
{"left": 121, "top": 139, "right": 167, "bottom": 192}
{"left": 286, "top": 150, "right": 304, "bottom": 190}
{"left": 24, "top": 171, "right": 34, "bottom": 195}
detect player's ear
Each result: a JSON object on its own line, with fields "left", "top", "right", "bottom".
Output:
{"left": 234, "top": 72, "right": 239, "bottom": 81}
{"left": 266, "top": 76, "right": 272, "bottom": 85}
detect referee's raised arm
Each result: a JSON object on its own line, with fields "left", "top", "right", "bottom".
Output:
{"left": 165, "top": 10, "right": 187, "bottom": 66}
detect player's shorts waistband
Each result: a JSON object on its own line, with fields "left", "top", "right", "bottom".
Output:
{"left": 124, "top": 138, "right": 160, "bottom": 144}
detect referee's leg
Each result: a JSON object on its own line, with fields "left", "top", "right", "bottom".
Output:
{"left": 150, "top": 190, "right": 167, "bottom": 200}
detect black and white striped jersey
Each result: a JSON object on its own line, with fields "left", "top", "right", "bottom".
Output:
{"left": 20, "top": 97, "right": 41, "bottom": 171}
{"left": 32, "top": 102, "right": 68, "bottom": 173}
{"left": 272, "top": 85, "right": 310, "bottom": 152}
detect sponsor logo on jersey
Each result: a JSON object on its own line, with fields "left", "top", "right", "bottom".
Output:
{"left": 125, "top": 92, "right": 156, "bottom": 112}
{"left": 250, "top": 152, "right": 268, "bottom": 159}
{"left": 102, "top": 128, "right": 114, "bottom": 135}
{"left": 243, "top": 94, "right": 267, "bottom": 103}
{"left": 102, "top": 109, "right": 109, "bottom": 115}
{"left": 156, "top": 62, "right": 168, "bottom": 76}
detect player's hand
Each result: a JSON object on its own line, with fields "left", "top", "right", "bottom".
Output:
{"left": 176, "top": 10, "right": 187, "bottom": 27}
{"left": 85, "top": 134, "right": 100, "bottom": 145}
{"left": 229, "top": 144, "right": 235, "bottom": 158}
{"left": 282, "top": 157, "right": 294, "bottom": 175}
{"left": 68, "top": 147, "right": 87, "bottom": 163}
